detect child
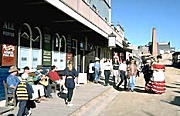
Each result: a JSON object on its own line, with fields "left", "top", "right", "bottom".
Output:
{"left": 16, "top": 79, "right": 33, "bottom": 116}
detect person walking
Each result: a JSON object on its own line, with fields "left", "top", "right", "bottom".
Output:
{"left": 16, "top": 78, "right": 33, "bottom": 116}
{"left": 103, "top": 59, "right": 112, "bottom": 86}
{"left": 94, "top": 57, "right": 100, "bottom": 83}
{"left": 88, "top": 60, "right": 95, "bottom": 82}
{"left": 63, "top": 61, "right": 78, "bottom": 106}
{"left": 117, "top": 60, "right": 127, "bottom": 90}
{"left": 112, "top": 59, "right": 120, "bottom": 86}
{"left": 142, "top": 59, "right": 153, "bottom": 87}
{"left": 129, "top": 60, "right": 138, "bottom": 92}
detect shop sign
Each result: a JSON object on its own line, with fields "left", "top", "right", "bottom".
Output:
{"left": 66, "top": 36, "right": 71, "bottom": 52}
{"left": 2, "top": 22, "right": 15, "bottom": 37}
{"left": 1, "top": 44, "right": 16, "bottom": 66}
{"left": 42, "top": 34, "right": 52, "bottom": 65}
{"left": 42, "top": 50, "right": 52, "bottom": 65}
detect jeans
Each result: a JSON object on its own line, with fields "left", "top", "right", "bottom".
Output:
{"left": 104, "top": 70, "right": 110, "bottom": 85}
{"left": 67, "top": 88, "right": 74, "bottom": 102}
{"left": 94, "top": 69, "right": 100, "bottom": 82}
{"left": 117, "top": 70, "right": 127, "bottom": 89}
{"left": 129, "top": 75, "right": 136, "bottom": 91}
{"left": 44, "top": 84, "right": 52, "bottom": 98}
{"left": 17, "top": 100, "right": 29, "bottom": 116}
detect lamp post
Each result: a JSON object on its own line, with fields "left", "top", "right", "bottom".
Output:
{"left": 108, "top": 32, "right": 116, "bottom": 48}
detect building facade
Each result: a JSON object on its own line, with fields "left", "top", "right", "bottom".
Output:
{"left": 0, "top": 0, "right": 125, "bottom": 72}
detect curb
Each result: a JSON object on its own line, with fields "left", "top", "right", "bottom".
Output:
{"left": 70, "top": 87, "right": 118, "bottom": 116}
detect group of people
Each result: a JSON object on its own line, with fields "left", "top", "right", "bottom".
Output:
{"left": 88, "top": 57, "right": 139, "bottom": 92}
{"left": 88, "top": 55, "right": 166, "bottom": 94}
{"left": 6, "top": 61, "right": 78, "bottom": 116}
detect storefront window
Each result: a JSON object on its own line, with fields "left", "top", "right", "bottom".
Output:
{"left": 32, "top": 27, "right": 41, "bottom": 49}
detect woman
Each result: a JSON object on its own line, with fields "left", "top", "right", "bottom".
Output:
{"left": 63, "top": 61, "right": 78, "bottom": 106}
{"left": 128, "top": 60, "right": 137, "bottom": 92}
{"left": 145, "top": 55, "right": 166, "bottom": 94}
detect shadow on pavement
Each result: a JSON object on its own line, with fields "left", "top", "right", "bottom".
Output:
{"left": 171, "top": 82, "right": 180, "bottom": 86}
{"left": 57, "top": 92, "right": 67, "bottom": 104}
{"left": 174, "top": 91, "right": 180, "bottom": 93}
{"left": 134, "top": 88, "right": 146, "bottom": 93}
{"left": 135, "top": 85, "right": 145, "bottom": 89}
{"left": 165, "top": 64, "right": 180, "bottom": 69}
{"left": 166, "top": 85, "right": 180, "bottom": 89}
{"left": 7, "top": 114, "right": 15, "bottom": 116}
{"left": 142, "top": 110, "right": 154, "bottom": 116}
{"left": 161, "top": 96, "right": 180, "bottom": 106}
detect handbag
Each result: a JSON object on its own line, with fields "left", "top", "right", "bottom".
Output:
{"left": 27, "top": 100, "right": 36, "bottom": 108}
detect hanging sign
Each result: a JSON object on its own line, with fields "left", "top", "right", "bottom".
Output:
{"left": 108, "top": 36, "right": 116, "bottom": 47}
{"left": 1, "top": 44, "right": 16, "bottom": 66}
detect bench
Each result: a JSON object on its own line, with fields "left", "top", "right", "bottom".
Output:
{"left": 3, "top": 81, "right": 16, "bottom": 107}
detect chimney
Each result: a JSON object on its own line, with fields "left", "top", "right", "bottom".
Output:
{"left": 152, "top": 28, "right": 158, "bottom": 56}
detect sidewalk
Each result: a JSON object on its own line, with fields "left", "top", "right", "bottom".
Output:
{"left": 3, "top": 82, "right": 114, "bottom": 116}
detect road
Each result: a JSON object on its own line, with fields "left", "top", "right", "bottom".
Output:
{"left": 100, "top": 66, "right": 180, "bottom": 116}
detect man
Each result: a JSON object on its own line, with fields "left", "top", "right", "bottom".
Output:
{"left": 35, "top": 65, "right": 51, "bottom": 99}
{"left": 88, "top": 60, "right": 95, "bottom": 82}
{"left": 94, "top": 57, "right": 100, "bottom": 83}
{"left": 7, "top": 66, "right": 20, "bottom": 93}
{"left": 117, "top": 60, "right": 127, "bottom": 90}
{"left": 103, "top": 59, "right": 112, "bottom": 86}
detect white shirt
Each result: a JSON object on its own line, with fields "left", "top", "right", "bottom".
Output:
{"left": 21, "top": 73, "right": 29, "bottom": 80}
{"left": 104, "top": 61, "right": 112, "bottom": 70}
{"left": 119, "top": 63, "right": 127, "bottom": 71}
{"left": 89, "top": 63, "right": 95, "bottom": 73}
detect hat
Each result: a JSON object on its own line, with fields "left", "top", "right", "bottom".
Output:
{"left": 37, "top": 65, "right": 43, "bottom": 70}
{"left": 95, "top": 57, "right": 100, "bottom": 61}
{"left": 9, "top": 66, "right": 18, "bottom": 73}
{"left": 23, "top": 66, "right": 30, "bottom": 70}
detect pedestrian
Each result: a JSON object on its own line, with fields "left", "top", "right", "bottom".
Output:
{"left": 94, "top": 57, "right": 101, "bottom": 83}
{"left": 142, "top": 59, "right": 153, "bottom": 87}
{"left": 117, "top": 60, "right": 128, "bottom": 90}
{"left": 145, "top": 55, "right": 166, "bottom": 94}
{"left": 128, "top": 60, "right": 138, "bottom": 92}
{"left": 103, "top": 58, "right": 112, "bottom": 86}
{"left": 16, "top": 78, "right": 33, "bottom": 116}
{"left": 112, "top": 58, "right": 120, "bottom": 86}
{"left": 63, "top": 61, "right": 78, "bottom": 106}
{"left": 88, "top": 60, "right": 95, "bottom": 82}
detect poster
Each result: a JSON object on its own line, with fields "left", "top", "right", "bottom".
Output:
{"left": 1, "top": 44, "right": 16, "bottom": 66}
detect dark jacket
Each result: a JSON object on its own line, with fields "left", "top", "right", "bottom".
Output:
{"left": 63, "top": 67, "right": 78, "bottom": 89}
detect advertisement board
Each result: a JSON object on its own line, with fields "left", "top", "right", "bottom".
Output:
{"left": 1, "top": 44, "right": 16, "bottom": 66}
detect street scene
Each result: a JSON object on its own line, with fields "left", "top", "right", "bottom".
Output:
{"left": 0, "top": 0, "right": 180, "bottom": 116}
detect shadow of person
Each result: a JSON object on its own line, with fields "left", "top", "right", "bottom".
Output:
{"left": 161, "top": 96, "right": 180, "bottom": 107}
{"left": 7, "top": 114, "right": 15, "bottom": 116}
{"left": 134, "top": 88, "right": 146, "bottom": 93}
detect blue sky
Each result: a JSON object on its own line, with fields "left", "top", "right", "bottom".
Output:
{"left": 112, "top": 0, "right": 180, "bottom": 51}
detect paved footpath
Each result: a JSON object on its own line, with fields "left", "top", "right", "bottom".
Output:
{"left": 100, "top": 66, "right": 180, "bottom": 116}
{"left": 3, "top": 82, "right": 116, "bottom": 116}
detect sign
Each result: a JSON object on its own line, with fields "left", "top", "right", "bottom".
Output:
{"left": 1, "top": 44, "right": 16, "bottom": 66}
{"left": 66, "top": 36, "right": 71, "bottom": 52}
{"left": 42, "top": 34, "right": 52, "bottom": 65}
{"left": 2, "top": 22, "right": 15, "bottom": 37}
{"left": 108, "top": 36, "right": 116, "bottom": 47}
